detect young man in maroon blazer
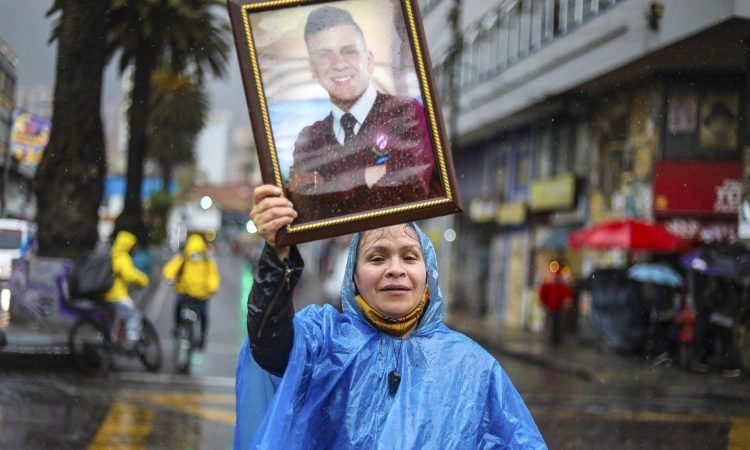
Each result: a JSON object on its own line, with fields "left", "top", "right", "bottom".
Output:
{"left": 286, "top": 6, "right": 444, "bottom": 223}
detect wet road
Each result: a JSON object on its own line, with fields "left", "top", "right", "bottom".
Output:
{"left": 1, "top": 254, "right": 748, "bottom": 449}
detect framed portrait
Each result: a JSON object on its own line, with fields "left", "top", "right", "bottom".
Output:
{"left": 699, "top": 93, "right": 739, "bottom": 150}
{"left": 227, "top": 0, "right": 461, "bottom": 245}
{"left": 666, "top": 94, "right": 697, "bottom": 135}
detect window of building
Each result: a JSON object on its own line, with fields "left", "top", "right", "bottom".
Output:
{"left": 662, "top": 75, "right": 742, "bottom": 161}
{"left": 553, "top": 119, "right": 573, "bottom": 175}
{"left": 574, "top": 121, "right": 591, "bottom": 175}
{"left": 536, "top": 123, "right": 552, "bottom": 179}
{"left": 515, "top": 134, "right": 531, "bottom": 188}
{"left": 0, "top": 118, "right": 10, "bottom": 148}
{"left": 492, "top": 142, "right": 510, "bottom": 201}
{"left": 5, "top": 76, "right": 14, "bottom": 100}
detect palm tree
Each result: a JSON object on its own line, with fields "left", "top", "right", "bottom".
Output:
{"left": 34, "top": 0, "right": 108, "bottom": 258}
{"left": 108, "top": 0, "right": 229, "bottom": 237}
{"left": 147, "top": 68, "right": 209, "bottom": 191}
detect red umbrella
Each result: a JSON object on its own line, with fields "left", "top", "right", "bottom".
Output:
{"left": 567, "top": 219, "right": 689, "bottom": 252}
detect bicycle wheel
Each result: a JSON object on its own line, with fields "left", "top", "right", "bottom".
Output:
{"left": 136, "top": 318, "right": 163, "bottom": 373}
{"left": 192, "top": 312, "right": 204, "bottom": 349}
{"left": 173, "top": 319, "right": 194, "bottom": 374}
{"left": 69, "top": 318, "right": 111, "bottom": 376}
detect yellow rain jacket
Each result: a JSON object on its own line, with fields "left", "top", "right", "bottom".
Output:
{"left": 103, "top": 231, "right": 150, "bottom": 302}
{"left": 162, "top": 234, "right": 220, "bottom": 300}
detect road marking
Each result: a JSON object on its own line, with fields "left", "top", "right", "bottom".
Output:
{"left": 145, "top": 280, "right": 169, "bottom": 319}
{"left": 728, "top": 418, "right": 750, "bottom": 450}
{"left": 122, "top": 390, "right": 235, "bottom": 425}
{"left": 115, "top": 371, "right": 236, "bottom": 387}
{"left": 88, "top": 402, "right": 155, "bottom": 450}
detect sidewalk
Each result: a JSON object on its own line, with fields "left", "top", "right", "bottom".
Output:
{"left": 445, "top": 313, "right": 750, "bottom": 402}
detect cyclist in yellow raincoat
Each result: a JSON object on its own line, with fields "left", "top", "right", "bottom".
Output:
{"left": 163, "top": 234, "right": 220, "bottom": 349}
{"left": 103, "top": 231, "right": 150, "bottom": 348}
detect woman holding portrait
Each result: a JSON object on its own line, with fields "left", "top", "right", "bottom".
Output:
{"left": 234, "top": 184, "right": 546, "bottom": 449}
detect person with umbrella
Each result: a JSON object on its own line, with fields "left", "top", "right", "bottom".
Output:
{"left": 627, "top": 263, "right": 683, "bottom": 366}
{"left": 691, "top": 276, "right": 743, "bottom": 377}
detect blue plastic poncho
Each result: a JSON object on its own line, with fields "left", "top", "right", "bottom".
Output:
{"left": 234, "top": 224, "right": 546, "bottom": 449}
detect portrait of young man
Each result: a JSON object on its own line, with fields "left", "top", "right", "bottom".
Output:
{"left": 285, "top": 5, "right": 445, "bottom": 224}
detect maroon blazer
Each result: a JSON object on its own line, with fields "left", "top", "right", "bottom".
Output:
{"left": 287, "top": 92, "right": 443, "bottom": 223}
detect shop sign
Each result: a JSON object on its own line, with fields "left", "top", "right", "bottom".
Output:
{"left": 496, "top": 202, "right": 526, "bottom": 225}
{"left": 468, "top": 198, "right": 497, "bottom": 223}
{"left": 530, "top": 173, "right": 575, "bottom": 212}
{"left": 653, "top": 162, "right": 741, "bottom": 217}
{"left": 661, "top": 218, "right": 737, "bottom": 244}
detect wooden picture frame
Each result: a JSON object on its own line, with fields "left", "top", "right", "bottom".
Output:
{"left": 227, "top": 0, "right": 461, "bottom": 245}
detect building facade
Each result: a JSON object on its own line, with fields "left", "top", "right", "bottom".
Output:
{"left": 196, "top": 111, "right": 232, "bottom": 185}
{"left": 0, "top": 36, "right": 16, "bottom": 165}
{"left": 420, "top": 0, "right": 750, "bottom": 328}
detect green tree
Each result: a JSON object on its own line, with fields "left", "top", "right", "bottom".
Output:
{"left": 147, "top": 68, "right": 209, "bottom": 191}
{"left": 35, "top": 0, "right": 108, "bottom": 257}
{"left": 108, "top": 0, "right": 229, "bottom": 238}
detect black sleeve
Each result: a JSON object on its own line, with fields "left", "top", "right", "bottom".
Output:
{"left": 246, "top": 243, "right": 304, "bottom": 377}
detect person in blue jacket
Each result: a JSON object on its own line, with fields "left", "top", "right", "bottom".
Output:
{"left": 234, "top": 185, "right": 546, "bottom": 449}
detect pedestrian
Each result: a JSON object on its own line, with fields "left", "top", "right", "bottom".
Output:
{"left": 163, "top": 233, "right": 220, "bottom": 349}
{"left": 673, "top": 292, "right": 696, "bottom": 367}
{"left": 644, "top": 283, "right": 676, "bottom": 366}
{"left": 692, "top": 277, "right": 742, "bottom": 377}
{"left": 538, "top": 270, "right": 572, "bottom": 346}
{"left": 234, "top": 185, "right": 546, "bottom": 449}
{"left": 102, "top": 231, "right": 150, "bottom": 350}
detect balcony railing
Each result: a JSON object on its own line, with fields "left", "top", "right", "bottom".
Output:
{"left": 434, "top": 0, "right": 624, "bottom": 99}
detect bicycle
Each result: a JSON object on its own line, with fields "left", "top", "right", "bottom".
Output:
{"left": 65, "top": 297, "right": 163, "bottom": 376}
{"left": 172, "top": 295, "right": 204, "bottom": 374}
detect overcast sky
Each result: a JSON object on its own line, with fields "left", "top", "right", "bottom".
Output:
{"left": 0, "top": 1, "right": 250, "bottom": 130}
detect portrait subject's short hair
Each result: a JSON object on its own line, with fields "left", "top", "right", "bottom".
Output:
{"left": 304, "top": 6, "right": 365, "bottom": 45}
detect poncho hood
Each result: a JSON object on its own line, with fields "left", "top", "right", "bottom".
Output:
{"left": 184, "top": 234, "right": 207, "bottom": 256}
{"left": 341, "top": 223, "right": 443, "bottom": 334}
{"left": 235, "top": 223, "right": 546, "bottom": 449}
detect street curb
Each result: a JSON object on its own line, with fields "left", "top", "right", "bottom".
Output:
{"left": 445, "top": 321, "right": 603, "bottom": 384}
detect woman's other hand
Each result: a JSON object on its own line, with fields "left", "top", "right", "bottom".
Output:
{"left": 250, "top": 185, "right": 297, "bottom": 260}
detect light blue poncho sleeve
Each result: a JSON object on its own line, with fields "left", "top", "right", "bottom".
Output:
{"left": 234, "top": 224, "right": 546, "bottom": 449}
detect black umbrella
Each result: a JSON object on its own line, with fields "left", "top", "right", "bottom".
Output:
{"left": 680, "top": 243, "right": 750, "bottom": 279}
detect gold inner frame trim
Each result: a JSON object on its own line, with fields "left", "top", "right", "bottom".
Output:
{"left": 241, "top": 0, "right": 452, "bottom": 233}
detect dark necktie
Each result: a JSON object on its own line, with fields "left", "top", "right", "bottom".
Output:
{"left": 340, "top": 113, "right": 357, "bottom": 145}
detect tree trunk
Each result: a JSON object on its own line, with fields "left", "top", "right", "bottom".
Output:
{"left": 33, "top": 0, "right": 107, "bottom": 258}
{"left": 115, "top": 43, "right": 157, "bottom": 240}
{"left": 160, "top": 155, "right": 173, "bottom": 195}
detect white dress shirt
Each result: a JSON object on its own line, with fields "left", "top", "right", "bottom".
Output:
{"left": 330, "top": 85, "right": 377, "bottom": 145}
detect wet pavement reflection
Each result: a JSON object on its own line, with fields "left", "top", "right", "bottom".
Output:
{"left": 0, "top": 254, "right": 748, "bottom": 449}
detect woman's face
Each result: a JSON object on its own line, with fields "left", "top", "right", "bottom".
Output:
{"left": 354, "top": 225, "right": 427, "bottom": 318}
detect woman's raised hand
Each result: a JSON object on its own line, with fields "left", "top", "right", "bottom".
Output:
{"left": 250, "top": 185, "right": 297, "bottom": 259}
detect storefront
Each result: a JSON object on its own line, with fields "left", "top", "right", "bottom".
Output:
{"left": 528, "top": 173, "right": 583, "bottom": 330}
{"left": 653, "top": 161, "right": 740, "bottom": 243}
{"left": 485, "top": 202, "right": 529, "bottom": 328}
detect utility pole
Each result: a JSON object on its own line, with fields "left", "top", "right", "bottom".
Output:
{"left": 446, "top": 0, "right": 463, "bottom": 152}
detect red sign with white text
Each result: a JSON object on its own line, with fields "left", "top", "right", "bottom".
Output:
{"left": 653, "top": 161, "right": 741, "bottom": 217}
